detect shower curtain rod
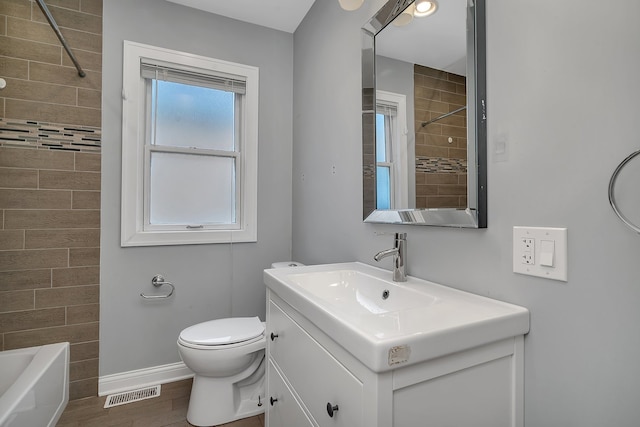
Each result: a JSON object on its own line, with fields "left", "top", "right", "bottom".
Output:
{"left": 35, "top": 0, "right": 86, "bottom": 77}
{"left": 421, "top": 105, "right": 466, "bottom": 128}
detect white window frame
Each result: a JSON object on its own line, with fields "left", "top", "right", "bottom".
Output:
{"left": 121, "top": 41, "right": 259, "bottom": 246}
{"left": 377, "top": 90, "right": 408, "bottom": 209}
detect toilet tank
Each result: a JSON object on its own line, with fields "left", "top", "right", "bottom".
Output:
{"left": 271, "top": 262, "right": 304, "bottom": 269}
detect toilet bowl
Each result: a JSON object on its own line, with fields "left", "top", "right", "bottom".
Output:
{"left": 177, "top": 262, "right": 303, "bottom": 426}
{"left": 178, "top": 316, "right": 266, "bottom": 426}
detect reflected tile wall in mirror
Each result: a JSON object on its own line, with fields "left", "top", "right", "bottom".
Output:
{"left": 414, "top": 65, "right": 467, "bottom": 209}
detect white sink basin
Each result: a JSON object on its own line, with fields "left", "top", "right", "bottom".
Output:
{"left": 287, "top": 269, "right": 437, "bottom": 315}
{"left": 264, "top": 262, "right": 529, "bottom": 372}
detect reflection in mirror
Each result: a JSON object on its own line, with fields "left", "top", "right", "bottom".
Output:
{"left": 362, "top": 0, "right": 486, "bottom": 227}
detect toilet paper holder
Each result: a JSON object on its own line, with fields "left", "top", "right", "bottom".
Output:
{"left": 140, "top": 275, "right": 175, "bottom": 299}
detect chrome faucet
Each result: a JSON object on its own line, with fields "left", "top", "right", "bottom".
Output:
{"left": 374, "top": 232, "right": 407, "bottom": 282}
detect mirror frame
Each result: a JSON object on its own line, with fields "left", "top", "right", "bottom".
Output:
{"left": 362, "top": 0, "right": 487, "bottom": 228}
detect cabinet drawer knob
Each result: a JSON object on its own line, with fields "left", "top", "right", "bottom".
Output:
{"left": 270, "top": 397, "right": 278, "bottom": 406}
{"left": 326, "top": 402, "right": 339, "bottom": 417}
{"left": 270, "top": 332, "right": 279, "bottom": 341}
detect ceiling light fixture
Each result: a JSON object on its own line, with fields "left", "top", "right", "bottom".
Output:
{"left": 338, "top": 0, "right": 365, "bottom": 11}
{"left": 392, "top": 3, "right": 415, "bottom": 27}
{"left": 413, "top": 0, "right": 438, "bottom": 17}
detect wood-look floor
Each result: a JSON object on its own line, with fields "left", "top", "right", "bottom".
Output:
{"left": 56, "top": 379, "right": 265, "bottom": 427}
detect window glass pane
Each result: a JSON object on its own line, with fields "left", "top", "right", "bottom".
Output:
{"left": 149, "top": 152, "right": 236, "bottom": 225}
{"left": 376, "top": 166, "right": 391, "bottom": 210}
{"left": 151, "top": 80, "right": 235, "bottom": 151}
{"left": 376, "top": 113, "right": 386, "bottom": 162}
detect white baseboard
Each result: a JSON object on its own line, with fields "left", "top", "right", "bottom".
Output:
{"left": 98, "top": 361, "right": 194, "bottom": 396}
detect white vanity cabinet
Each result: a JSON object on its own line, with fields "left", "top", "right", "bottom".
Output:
{"left": 266, "top": 289, "right": 526, "bottom": 427}
{"left": 267, "top": 360, "right": 315, "bottom": 426}
{"left": 268, "top": 296, "right": 363, "bottom": 426}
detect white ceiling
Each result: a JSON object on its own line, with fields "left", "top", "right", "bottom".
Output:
{"left": 165, "top": 0, "right": 316, "bottom": 33}
{"left": 164, "top": 0, "right": 466, "bottom": 75}
{"left": 376, "top": 0, "right": 467, "bottom": 75}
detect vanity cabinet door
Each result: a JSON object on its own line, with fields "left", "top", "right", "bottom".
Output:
{"left": 268, "top": 300, "right": 363, "bottom": 427}
{"left": 267, "top": 360, "right": 315, "bottom": 427}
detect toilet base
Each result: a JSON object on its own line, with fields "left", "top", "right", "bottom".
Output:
{"left": 186, "top": 353, "right": 265, "bottom": 426}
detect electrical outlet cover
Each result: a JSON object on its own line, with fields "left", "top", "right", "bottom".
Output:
{"left": 513, "top": 226, "right": 568, "bottom": 281}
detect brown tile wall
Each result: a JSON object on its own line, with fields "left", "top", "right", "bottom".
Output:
{"left": 0, "top": 0, "right": 102, "bottom": 400}
{"left": 414, "top": 64, "right": 467, "bottom": 209}
{"left": 0, "top": 0, "right": 102, "bottom": 127}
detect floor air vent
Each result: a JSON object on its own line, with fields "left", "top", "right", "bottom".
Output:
{"left": 104, "top": 385, "right": 161, "bottom": 408}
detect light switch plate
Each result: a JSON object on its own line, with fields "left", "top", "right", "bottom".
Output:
{"left": 513, "top": 226, "right": 568, "bottom": 281}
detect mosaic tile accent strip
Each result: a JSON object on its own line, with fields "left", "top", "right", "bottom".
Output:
{"left": 363, "top": 164, "right": 375, "bottom": 177}
{"left": 416, "top": 156, "right": 467, "bottom": 174}
{"left": 0, "top": 118, "right": 101, "bottom": 153}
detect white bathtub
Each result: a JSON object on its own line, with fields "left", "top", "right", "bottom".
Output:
{"left": 0, "top": 342, "right": 69, "bottom": 427}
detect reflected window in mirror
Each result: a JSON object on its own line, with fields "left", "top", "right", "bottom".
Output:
{"left": 376, "top": 91, "right": 408, "bottom": 209}
{"left": 376, "top": 111, "right": 392, "bottom": 209}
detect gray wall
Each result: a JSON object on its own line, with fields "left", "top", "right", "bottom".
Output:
{"left": 292, "top": 0, "right": 640, "bottom": 426}
{"left": 376, "top": 55, "right": 414, "bottom": 111}
{"left": 101, "top": 0, "right": 293, "bottom": 376}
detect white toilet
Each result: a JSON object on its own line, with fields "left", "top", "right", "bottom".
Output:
{"left": 178, "top": 262, "right": 303, "bottom": 426}
{"left": 178, "top": 316, "right": 266, "bottom": 426}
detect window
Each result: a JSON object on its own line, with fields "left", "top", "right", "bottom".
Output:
{"left": 121, "top": 41, "right": 259, "bottom": 246}
{"left": 376, "top": 91, "right": 408, "bottom": 210}
{"left": 376, "top": 110, "right": 393, "bottom": 209}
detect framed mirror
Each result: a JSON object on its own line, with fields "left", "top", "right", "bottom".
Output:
{"left": 362, "top": 0, "right": 486, "bottom": 227}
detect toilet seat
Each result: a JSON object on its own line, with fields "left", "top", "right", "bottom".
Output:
{"left": 178, "top": 334, "right": 264, "bottom": 350}
{"left": 179, "top": 317, "right": 265, "bottom": 348}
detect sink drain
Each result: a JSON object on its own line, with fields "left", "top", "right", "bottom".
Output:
{"left": 382, "top": 289, "right": 390, "bottom": 300}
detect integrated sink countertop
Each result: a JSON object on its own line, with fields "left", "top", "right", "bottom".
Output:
{"left": 264, "top": 262, "right": 529, "bottom": 372}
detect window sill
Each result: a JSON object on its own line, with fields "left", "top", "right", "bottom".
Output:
{"left": 121, "top": 228, "right": 257, "bottom": 247}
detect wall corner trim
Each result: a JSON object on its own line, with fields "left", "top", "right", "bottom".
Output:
{"left": 98, "top": 362, "right": 193, "bottom": 396}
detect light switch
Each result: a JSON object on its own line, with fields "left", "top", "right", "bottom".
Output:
{"left": 513, "top": 226, "right": 568, "bottom": 281}
{"left": 539, "top": 240, "right": 554, "bottom": 267}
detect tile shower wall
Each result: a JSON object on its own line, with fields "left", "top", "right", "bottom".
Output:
{"left": 0, "top": 0, "right": 102, "bottom": 400}
{"left": 414, "top": 64, "right": 467, "bottom": 209}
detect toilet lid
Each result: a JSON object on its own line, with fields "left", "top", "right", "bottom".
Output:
{"left": 179, "top": 317, "right": 264, "bottom": 346}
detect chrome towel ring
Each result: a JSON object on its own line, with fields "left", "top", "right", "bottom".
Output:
{"left": 140, "top": 274, "right": 175, "bottom": 299}
{"left": 608, "top": 149, "right": 640, "bottom": 234}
